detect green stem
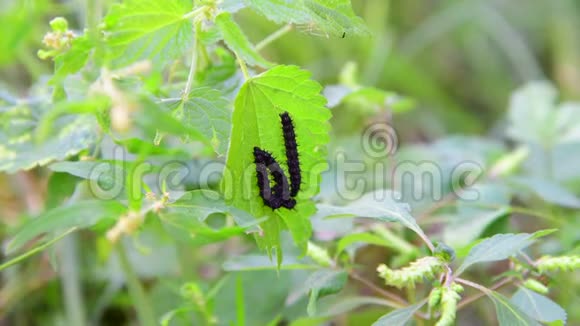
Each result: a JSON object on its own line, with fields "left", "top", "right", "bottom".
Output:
{"left": 59, "top": 233, "right": 88, "bottom": 326}
{"left": 182, "top": 24, "right": 199, "bottom": 101}
{"left": 234, "top": 50, "right": 250, "bottom": 80}
{"left": 117, "top": 243, "right": 157, "bottom": 326}
{"left": 0, "top": 228, "right": 76, "bottom": 271}
{"left": 255, "top": 24, "right": 293, "bottom": 51}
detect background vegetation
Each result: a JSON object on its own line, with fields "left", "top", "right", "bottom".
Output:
{"left": 1, "top": 0, "right": 580, "bottom": 325}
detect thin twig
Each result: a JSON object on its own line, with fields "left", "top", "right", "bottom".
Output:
{"left": 255, "top": 24, "right": 293, "bottom": 51}
{"left": 349, "top": 271, "right": 408, "bottom": 306}
{"left": 456, "top": 277, "right": 514, "bottom": 310}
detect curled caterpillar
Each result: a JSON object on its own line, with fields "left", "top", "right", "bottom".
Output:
{"left": 279, "top": 112, "right": 301, "bottom": 197}
{"left": 253, "top": 147, "right": 296, "bottom": 209}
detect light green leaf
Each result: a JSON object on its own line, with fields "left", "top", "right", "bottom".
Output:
{"left": 444, "top": 183, "right": 511, "bottom": 249}
{"left": 215, "top": 12, "right": 272, "bottom": 68}
{"left": 489, "top": 291, "right": 541, "bottom": 326}
{"left": 7, "top": 200, "right": 126, "bottom": 253}
{"left": 166, "top": 190, "right": 257, "bottom": 227}
{"left": 318, "top": 296, "right": 397, "bottom": 317}
{"left": 103, "top": 0, "right": 194, "bottom": 67}
{"left": 222, "top": 65, "right": 331, "bottom": 255}
{"left": 510, "top": 176, "right": 580, "bottom": 208}
{"left": 171, "top": 87, "right": 231, "bottom": 155}
{"left": 316, "top": 190, "right": 429, "bottom": 250}
{"left": 335, "top": 232, "right": 394, "bottom": 257}
{"left": 222, "top": 254, "right": 318, "bottom": 271}
{"left": 507, "top": 81, "right": 558, "bottom": 147}
{"left": 0, "top": 105, "right": 99, "bottom": 173}
{"left": 0, "top": 227, "right": 77, "bottom": 272}
{"left": 306, "top": 269, "right": 348, "bottom": 316}
{"left": 247, "top": 0, "right": 370, "bottom": 38}
{"left": 372, "top": 301, "right": 425, "bottom": 326}
{"left": 511, "top": 288, "right": 567, "bottom": 324}
{"left": 456, "top": 230, "right": 556, "bottom": 275}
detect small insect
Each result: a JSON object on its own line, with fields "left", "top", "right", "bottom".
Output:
{"left": 341, "top": 32, "right": 346, "bottom": 38}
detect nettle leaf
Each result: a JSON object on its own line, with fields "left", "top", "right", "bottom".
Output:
{"left": 509, "top": 176, "right": 580, "bottom": 209}
{"left": 456, "top": 230, "right": 556, "bottom": 275}
{"left": 305, "top": 269, "right": 348, "bottom": 316}
{"left": 7, "top": 199, "right": 126, "bottom": 254}
{"left": 170, "top": 87, "right": 231, "bottom": 155}
{"left": 507, "top": 81, "right": 580, "bottom": 147}
{"left": 160, "top": 190, "right": 262, "bottom": 246}
{"left": 223, "top": 65, "right": 331, "bottom": 257}
{"left": 511, "top": 288, "right": 567, "bottom": 324}
{"left": 316, "top": 190, "right": 429, "bottom": 250}
{"left": 0, "top": 102, "right": 99, "bottom": 173}
{"left": 215, "top": 12, "right": 272, "bottom": 68}
{"left": 103, "top": 0, "right": 194, "bottom": 67}
{"left": 247, "top": 0, "right": 370, "bottom": 37}
{"left": 489, "top": 291, "right": 541, "bottom": 326}
{"left": 444, "top": 183, "right": 511, "bottom": 249}
{"left": 372, "top": 301, "right": 425, "bottom": 326}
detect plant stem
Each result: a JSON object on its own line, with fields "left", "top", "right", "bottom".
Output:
{"left": 255, "top": 24, "right": 293, "bottom": 51}
{"left": 59, "top": 233, "right": 88, "bottom": 326}
{"left": 456, "top": 277, "right": 513, "bottom": 310}
{"left": 182, "top": 26, "right": 199, "bottom": 101}
{"left": 117, "top": 243, "right": 157, "bottom": 326}
{"left": 349, "top": 271, "right": 408, "bottom": 306}
{"left": 235, "top": 50, "right": 250, "bottom": 80}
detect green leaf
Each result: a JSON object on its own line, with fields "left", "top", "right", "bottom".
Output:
{"left": 137, "top": 96, "right": 208, "bottom": 144}
{"left": 215, "top": 12, "right": 272, "bottom": 68}
{"left": 489, "top": 291, "right": 541, "bottom": 326}
{"left": 0, "top": 227, "right": 77, "bottom": 272}
{"left": 511, "top": 288, "right": 567, "bottom": 324}
{"left": 507, "top": 81, "right": 558, "bottom": 147}
{"left": 222, "top": 65, "right": 331, "bottom": 256}
{"left": 316, "top": 190, "right": 429, "bottom": 250}
{"left": 371, "top": 301, "right": 425, "bottom": 326}
{"left": 247, "top": 0, "right": 370, "bottom": 38}
{"left": 0, "top": 106, "right": 99, "bottom": 173}
{"left": 510, "top": 177, "right": 580, "bottom": 209}
{"left": 444, "top": 183, "right": 511, "bottom": 249}
{"left": 317, "top": 296, "right": 397, "bottom": 317}
{"left": 456, "top": 230, "right": 556, "bottom": 275}
{"left": 166, "top": 190, "right": 257, "bottom": 227}
{"left": 7, "top": 199, "right": 126, "bottom": 253}
{"left": 335, "top": 232, "right": 394, "bottom": 257}
{"left": 222, "top": 254, "right": 318, "bottom": 271}
{"left": 306, "top": 269, "right": 348, "bottom": 316}
{"left": 103, "top": 0, "right": 194, "bottom": 67}
{"left": 171, "top": 87, "right": 231, "bottom": 155}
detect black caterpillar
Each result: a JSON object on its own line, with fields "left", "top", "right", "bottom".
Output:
{"left": 279, "top": 112, "right": 301, "bottom": 197}
{"left": 253, "top": 147, "right": 296, "bottom": 209}
{"left": 253, "top": 111, "right": 301, "bottom": 210}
